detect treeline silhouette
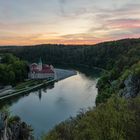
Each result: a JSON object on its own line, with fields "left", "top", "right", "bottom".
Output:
{"left": 1, "top": 38, "right": 140, "bottom": 70}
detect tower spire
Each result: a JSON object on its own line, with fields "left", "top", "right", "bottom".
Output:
{"left": 38, "top": 57, "right": 42, "bottom": 70}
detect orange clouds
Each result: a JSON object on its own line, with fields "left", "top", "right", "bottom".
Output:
{"left": 107, "top": 19, "right": 140, "bottom": 29}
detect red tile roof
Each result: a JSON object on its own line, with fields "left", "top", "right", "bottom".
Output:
{"left": 30, "top": 64, "right": 54, "bottom": 73}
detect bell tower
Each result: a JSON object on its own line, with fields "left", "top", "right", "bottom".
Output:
{"left": 38, "top": 58, "right": 42, "bottom": 71}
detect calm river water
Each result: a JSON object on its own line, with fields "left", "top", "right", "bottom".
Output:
{"left": 1, "top": 69, "right": 101, "bottom": 138}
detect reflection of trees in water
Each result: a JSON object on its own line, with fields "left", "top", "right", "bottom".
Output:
{"left": 37, "top": 83, "right": 55, "bottom": 100}
{"left": 46, "top": 83, "right": 55, "bottom": 90}
{"left": 0, "top": 82, "right": 55, "bottom": 109}
{"left": 54, "top": 65, "right": 102, "bottom": 79}
{"left": 0, "top": 92, "right": 31, "bottom": 110}
{"left": 38, "top": 89, "right": 42, "bottom": 100}
{"left": 0, "top": 67, "right": 100, "bottom": 109}
{"left": 77, "top": 68, "right": 102, "bottom": 79}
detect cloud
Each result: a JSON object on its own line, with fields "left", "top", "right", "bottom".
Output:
{"left": 59, "top": 0, "right": 66, "bottom": 4}
{"left": 106, "top": 19, "right": 140, "bottom": 29}
{"left": 0, "top": 0, "right": 140, "bottom": 45}
{"left": 58, "top": 0, "right": 67, "bottom": 15}
{"left": 87, "top": 3, "right": 140, "bottom": 38}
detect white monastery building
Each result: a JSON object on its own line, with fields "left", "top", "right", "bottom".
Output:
{"left": 28, "top": 58, "right": 55, "bottom": 79}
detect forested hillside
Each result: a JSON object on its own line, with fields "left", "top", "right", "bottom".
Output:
{"left": 1, "top": 38, "right": 140, "bottom": 102}
{"left": 0, "top": 38, "right": 140, "bottom": 70}
{"left": 1, "top": 38, "right": 140, "bottom": 140}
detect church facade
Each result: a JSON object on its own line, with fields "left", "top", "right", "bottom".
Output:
{"left": 28, "top": 59, "right": 55, "bottom": 80}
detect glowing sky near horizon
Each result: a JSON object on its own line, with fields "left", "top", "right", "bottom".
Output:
{"left": 0, "top": 0, "right": 140, "bottom": 45}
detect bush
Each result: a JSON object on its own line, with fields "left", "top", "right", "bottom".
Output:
{"left": 43, "top": 96, "right": 140, "bottom": 140}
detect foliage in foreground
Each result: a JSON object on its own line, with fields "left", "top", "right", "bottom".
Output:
{"left": 42, "top": 96, "right": 140, "bottom": 140}
{"left": 0, "top": 107, "right": 34, "bottom": 140}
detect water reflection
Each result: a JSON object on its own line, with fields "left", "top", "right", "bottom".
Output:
{"left": 0, "top": 83, "right": 55, "bottom": 109}
{"left": 0, "top": 69, "right": 101, "bottom": 138}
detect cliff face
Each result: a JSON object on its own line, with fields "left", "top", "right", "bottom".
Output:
{"left": 7, "top": 120, "right": 33, "bottom": 140}
{"left": 0, "top": 114, "right": 34, "bottom": 140}
{"left": 121, "top": 74, "right": 140, "bottom": 98}
{"left": 96, "top": 61, "right": 140, "bottom": 104}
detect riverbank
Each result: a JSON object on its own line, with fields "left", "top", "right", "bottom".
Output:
{"left": 55, "top": 62, "right": 108, "bottom": 73}
{"left": 55, "top": 68, "right": 77, "bottom": 80}
{"left": 0, "top": 68, "right": 77, "bottom": 100}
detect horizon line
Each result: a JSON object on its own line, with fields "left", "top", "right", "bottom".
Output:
{"left": 0, "top": 37, "right": 140, "bottom": 47}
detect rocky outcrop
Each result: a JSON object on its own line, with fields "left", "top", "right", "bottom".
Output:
{"left": 0, "top": 113, "right": 34, "bottom": 140}
{"left": 120, "top": 74, "right": 140, "bottom": 98}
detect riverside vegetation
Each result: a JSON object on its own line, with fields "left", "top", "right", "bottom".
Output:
{"left": 0, "top": 54, "right": 28, "bottom": 86}
{"left": 0, "top": 38, "right": 140, "bottom": 140}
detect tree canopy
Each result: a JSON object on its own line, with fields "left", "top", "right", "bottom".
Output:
{"left": 0, "top": 54, "right": 28, "bottom": 86}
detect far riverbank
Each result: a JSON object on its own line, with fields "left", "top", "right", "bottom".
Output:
{"left": 0, "top": 69, "right": 77, "bottom": 100}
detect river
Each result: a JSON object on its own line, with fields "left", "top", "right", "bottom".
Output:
{"left": 0, "top": 68, "right": 101, "bottom": 138}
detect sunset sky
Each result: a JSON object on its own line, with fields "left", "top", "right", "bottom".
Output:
{"left": 0, "top": 0, "right": 140, "bottom": 45}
